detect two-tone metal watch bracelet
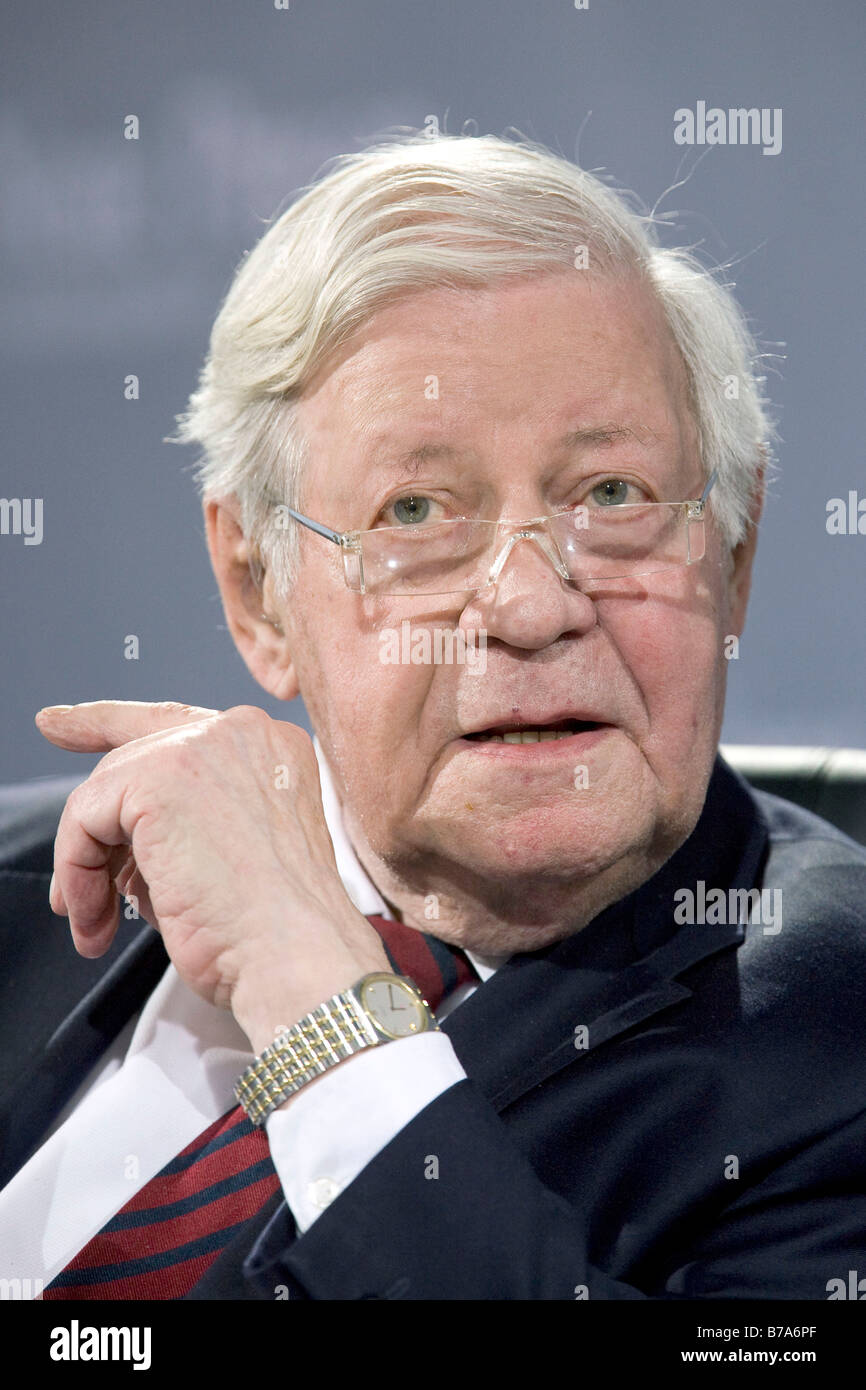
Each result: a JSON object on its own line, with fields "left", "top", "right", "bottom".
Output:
{"left": 234, "top": 977, "right": 430, "bottom": 1126}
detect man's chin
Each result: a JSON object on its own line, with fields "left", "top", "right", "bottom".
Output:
{"left": 423, "top": 799, "right": 657, "bottom": 888}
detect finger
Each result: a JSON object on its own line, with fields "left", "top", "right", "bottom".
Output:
{"left": 50, "top": 848, "right": 128, "bottom": 917}
{"left": 53, "top": 780, "right": 140, "bottom": 956}
{"left": 48, "top": 871, "right": 67, "bottom": 916}
{"left": 52, "top": 847, "right": 154, "bottom": 936}
{"left": 110, "top": 848, "right": 153, "bottom": 922}
{"left": 57, "top": 850, "right": 121, "bottom": 957}
{"left": 34, "top": 700, "right": 220, "bottom": 753}
{"left": 116, "top": 865, "right": 156, "bottom": 931}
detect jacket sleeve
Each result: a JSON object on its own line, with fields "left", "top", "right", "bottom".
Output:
{"left": 264, "top": 1032, "right": 467, "bottom": 1233}
{"left": 243, "top": 1079, "right": 866, "bottom": 1299}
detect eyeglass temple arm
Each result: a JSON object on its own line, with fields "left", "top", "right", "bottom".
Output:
{"left": 285, "top": 507, "right": 346, "bottom": 546}
{"left": 697, "top": 469, "right": 718, "bottom": 509}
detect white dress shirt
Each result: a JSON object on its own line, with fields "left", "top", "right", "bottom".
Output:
{"left": 0, "top": 737, "right": 507, "bottom": 1290}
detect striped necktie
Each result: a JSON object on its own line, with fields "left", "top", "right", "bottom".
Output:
{"left": 42, "top": 914, "right": 478, "bottom": 1300}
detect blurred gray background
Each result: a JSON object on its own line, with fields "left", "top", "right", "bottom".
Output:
{"left": 2, "top": 0, "right": 863, "bottom": 785}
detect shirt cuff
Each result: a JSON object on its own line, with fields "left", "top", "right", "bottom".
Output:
{"left": 264, "top": 1031, "right": 467, "bottom": 1234}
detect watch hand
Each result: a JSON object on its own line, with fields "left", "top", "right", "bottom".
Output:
{"left": 387, "top": 983, "right": 409, "bottom": 1010}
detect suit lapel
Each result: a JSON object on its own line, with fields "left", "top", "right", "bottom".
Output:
{"left": 443, "top": 916, "right": 743, "bottom": 1110}
{"left": 0, "top": 778, "right": 172, "bottom": 1187}
{"left": 0, "top": 918, "right": 168, "bottom": 1190}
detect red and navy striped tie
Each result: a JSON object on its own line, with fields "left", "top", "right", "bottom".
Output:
{"left": 42, "top": 915, "right": 477, "bottom": 1300}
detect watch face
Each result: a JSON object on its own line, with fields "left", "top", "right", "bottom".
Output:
{"left": 360, "top": 976, "right": 428, "bottom": 1038}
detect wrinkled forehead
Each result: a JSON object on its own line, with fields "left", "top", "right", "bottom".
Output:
{"left": 294, "top": 271, "right": 700, "bottom": 510}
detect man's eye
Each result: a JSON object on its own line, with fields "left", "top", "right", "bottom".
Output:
{"left": 387, "top": 495, "right": 439, "bottom": 525}
{"left": 589, "top": 478, "right": 639, "bottom": 507}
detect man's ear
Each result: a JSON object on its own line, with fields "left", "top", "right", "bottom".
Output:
{"left": 203, "top": 497, "right": 300, "bottom": 701}
{"left": 725, "top": 448, "right": 767, "bottom": 637}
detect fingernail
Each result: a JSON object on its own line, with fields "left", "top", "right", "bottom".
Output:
{"left": 37, "top": 705, "right": 73, "bottom": 716}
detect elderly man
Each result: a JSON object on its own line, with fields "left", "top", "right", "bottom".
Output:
{"left": 1, "top": 133, "right": 864, "bottom": 1302}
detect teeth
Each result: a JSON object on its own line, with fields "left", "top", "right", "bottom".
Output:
{"left": 468, "top": 724, "right": 593, "bottom": 744}
{"left": 500, "top": 729, "right": 573, "bottom": 744}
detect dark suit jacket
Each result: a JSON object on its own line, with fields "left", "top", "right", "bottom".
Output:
{"left": 1, "top": 756, "right": 865, "bottom": 1299}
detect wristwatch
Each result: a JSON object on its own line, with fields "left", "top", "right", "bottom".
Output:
{"left": 234, "top": 972, "right": 439, "bottom": 1125}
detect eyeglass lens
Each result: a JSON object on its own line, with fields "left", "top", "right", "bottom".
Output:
{"left": 349, "top": 503, "right": 703, "bottom": 596}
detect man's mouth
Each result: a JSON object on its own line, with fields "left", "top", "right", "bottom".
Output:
{"left": 462, "top": 718, "right": 603, "bottom": 745}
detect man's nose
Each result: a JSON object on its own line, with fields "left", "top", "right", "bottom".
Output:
{"left": 461, "top": 531, "right": 597, "bottom": 651}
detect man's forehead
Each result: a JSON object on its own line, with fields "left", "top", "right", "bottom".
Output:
{"left": 305, "top": 270, "right": 685, "bottom": 394}
{"left": 304, "top": 365, "right": 683, "bottom": 459}
{"left": 296, "top": 272, "right": 697, "bottom": 490}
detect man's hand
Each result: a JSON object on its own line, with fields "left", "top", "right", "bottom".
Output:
{"left": 35, "top": 701, "right": 390, "bottom": 1053}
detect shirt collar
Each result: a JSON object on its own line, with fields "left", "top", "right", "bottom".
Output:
{"left": 314, "top": 734, "right": 390, "bottom": 919}
{"left": 313, "top": 735, "right": 506, "bottom": 979}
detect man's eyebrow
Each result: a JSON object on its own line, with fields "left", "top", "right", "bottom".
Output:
{"left": 370, "top": 442, "right": 461, "bottom": 476}
{"left": 557, "top": 423, "right": 658, "bottom": 450}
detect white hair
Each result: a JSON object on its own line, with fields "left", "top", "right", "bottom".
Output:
{"left": 174, "top": 130, "right": 774, "bottom": 599}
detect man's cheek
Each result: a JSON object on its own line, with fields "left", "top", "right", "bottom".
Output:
{"left": 602, "top": 610, "right": 680, "bottom": 694}
{"left": 623, "top": 600, "right": 719, "bottom": 675}
{"left": 336, "top": 651, "right": 431, "bottom": 767}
